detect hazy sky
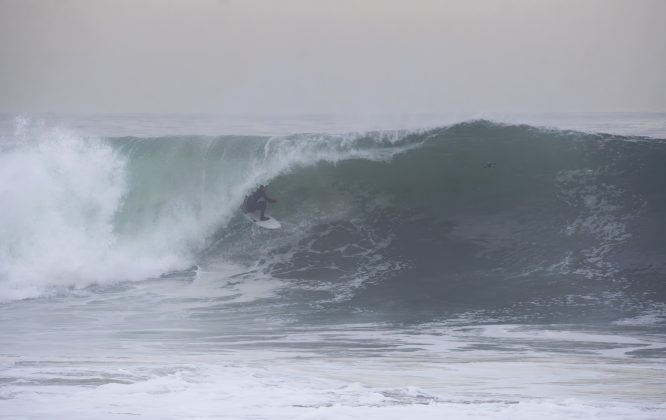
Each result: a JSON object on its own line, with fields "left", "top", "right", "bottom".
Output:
{"left": 1, "top": 0, "right": 664, "bottom": 113}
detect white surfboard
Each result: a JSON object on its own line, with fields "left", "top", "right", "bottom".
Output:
{"left": 245, "top": 212, "right": 281, "bottom": 229}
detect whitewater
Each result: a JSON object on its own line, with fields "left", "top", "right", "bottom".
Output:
{"left": 1, "top": 113, "right": 665, "bottom": 419}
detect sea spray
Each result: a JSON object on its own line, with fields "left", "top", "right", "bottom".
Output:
{"left": 0, "top": 126, "right": 128, "bottom": 299}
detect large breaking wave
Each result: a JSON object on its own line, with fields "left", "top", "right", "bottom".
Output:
{"left": 1, "top": 120, "right": 665, "bottom": 322}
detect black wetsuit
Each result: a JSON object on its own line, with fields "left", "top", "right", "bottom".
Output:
{"left": 244, "top": 188, "right": 275, "bottom": 219}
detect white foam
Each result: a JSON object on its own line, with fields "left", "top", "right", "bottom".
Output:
{"left": 613, "top": 313, "right": 666, "bottom": 327}
{"left": 1, "top": 125, "right": 128, "bottom": 300}
{"left": 2, "top": 353, "right": 665, "bottom": 420}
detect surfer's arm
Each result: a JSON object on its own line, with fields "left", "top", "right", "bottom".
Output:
{"left": 260, "top": 191, "right": 277, "bottom": 203}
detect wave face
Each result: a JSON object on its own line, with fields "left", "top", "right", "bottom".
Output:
{"left": 1, "top": 120, "right": 665, "bottom": 322}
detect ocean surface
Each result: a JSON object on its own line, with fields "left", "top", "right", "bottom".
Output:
{"left": 1, "top": 113, "right": 665, "bottom": 419}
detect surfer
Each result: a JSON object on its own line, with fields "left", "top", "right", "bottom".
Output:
{"left": 244, "top": 185, "right": 277, "bottom": 221}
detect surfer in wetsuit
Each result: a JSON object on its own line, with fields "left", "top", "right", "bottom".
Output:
{"left": 244, "top": 185, "right": 277, "bottom": 221}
